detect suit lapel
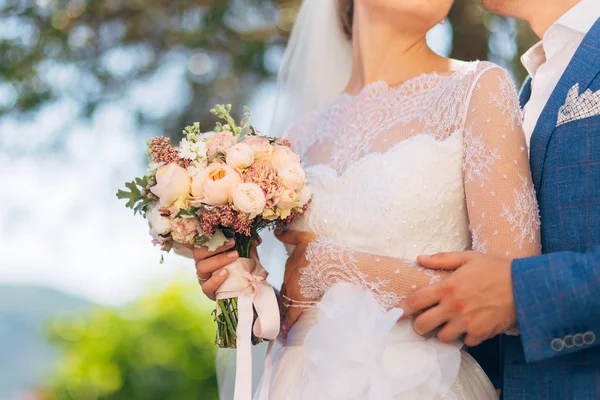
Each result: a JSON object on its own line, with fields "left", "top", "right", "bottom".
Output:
{"left": 529, "top": 18, "right": 600, "bottom": 188}
{"left": 519, "top": 77, "right": 532, "bottom": 109}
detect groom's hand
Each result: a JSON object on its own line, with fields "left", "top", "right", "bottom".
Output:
{"left": 400, "top": 251, "right": 518, "bottom": 347}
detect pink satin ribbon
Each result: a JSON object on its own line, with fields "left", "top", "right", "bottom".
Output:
{"left": 234, "top": 272, "right": 280, "bottom": 400}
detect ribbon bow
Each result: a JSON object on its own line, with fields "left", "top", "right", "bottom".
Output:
{"left": 234, "top": 269, "right": 280, "bottom": 400}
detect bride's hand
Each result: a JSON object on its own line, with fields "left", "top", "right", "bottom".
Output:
{"left": 276, "top": 230, "right": 318, "bottom": 332}
{"left": 193, "top": 238, "right": 261, "bottom": 301}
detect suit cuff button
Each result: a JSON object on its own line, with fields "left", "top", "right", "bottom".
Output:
{"left": 573, "top": 333, "right": 584, "bottom": 347}
{"left": 563, "top": 334, "right": 574, "bottom": 349}
{"left": 583, "top": 331, "right": 596, "bottom": 345}
{"left": 551, "top": 338, "right": 565, "bottom": 352}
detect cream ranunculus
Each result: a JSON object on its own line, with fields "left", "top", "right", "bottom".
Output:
{"left": 275, "top": 188, "right": 297, "bottom": 210}
{"left": 232, "top": 183, "right": 267, "bottom": 217}
{"left": 278, "top": 164, "right": 306, "bottom": 190}
{"left": 226, "top": 143, "right": 255, "bottom": 169}
{"left": 150, "top": 163, "right": 191, "bottom": 207}
{"left": 243, "top": 136, "right": 273, "bottom": 160}
{"left": 146, "top": 203, "right": 172, "bottom": 239}
{"left": 270, "top": 145, "right": 301, "bottom": 170}
{"left": 198, "top": 163, "right": 242, "bottom": 205}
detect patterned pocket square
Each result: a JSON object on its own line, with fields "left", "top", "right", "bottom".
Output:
{"left": 557, "top": 83, "right": 600, "bottom": 127}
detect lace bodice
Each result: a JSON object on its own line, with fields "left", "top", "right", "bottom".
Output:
{"left": 285, "top": 61, "right": 542, "bottom": 310}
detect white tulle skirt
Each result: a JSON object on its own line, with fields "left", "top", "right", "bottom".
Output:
{"left": 254, "top": 284, "right": 497, "bottom": 400}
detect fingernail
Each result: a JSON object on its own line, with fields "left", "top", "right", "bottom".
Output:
{"left": 219, "top": 269, "right": 228, "bottom": 277}
{"left": 226, "top": 239, "right": 235, "bottom": 246}
{"left": 282, "top": 324, "right": 288, "bottom": 332}
{"left": 227, "top": 251, "right": 239, "bottom": 258}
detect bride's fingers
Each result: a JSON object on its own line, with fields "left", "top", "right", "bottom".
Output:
{"left": 412, "top": 304, "right": 451, "bottom": 336}
{"left": 196, "top": 250, "right": 239, "bottom": 276}
{"left": 200, "top": 269, "right": 229, "bottom": 301}
{"left": 436, "top": 321, "right": 466, "bottom": 344}
{"left": 276, "top": 230, "right": 303, "bottom": 245}
{"left": 193, "top": 239, "right": 235, "bottom": 262}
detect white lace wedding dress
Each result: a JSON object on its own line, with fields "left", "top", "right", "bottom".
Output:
{"left": 255, "top": 61, "right": 542, "bottom": 400}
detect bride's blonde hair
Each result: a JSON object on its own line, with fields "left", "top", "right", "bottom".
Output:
{"left": 338, "top": 0, "right": 354, "bottom": 39}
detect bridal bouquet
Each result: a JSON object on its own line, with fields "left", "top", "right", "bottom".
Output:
{"left": 117, "top": 104, "right": 311, "bottom": 349}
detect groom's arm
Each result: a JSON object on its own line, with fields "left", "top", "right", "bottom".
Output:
{"left": 512, "top": 246, "right": 600, "bottom": 362}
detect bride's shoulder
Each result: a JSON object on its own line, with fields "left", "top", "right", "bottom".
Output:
{"left": 454, "top": 61, "right": 520, "bottom": 107}
{"left": 460, "top": 61, "right": 517, "bottom": 91}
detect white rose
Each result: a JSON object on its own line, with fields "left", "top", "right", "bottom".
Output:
{"left": 146, "top": 203, "right": 171, "bottom": 239}
{"left": 278, "top": 164, "right": 306, "bottom": 190}
{"left": 226, "top": 143, "right": 255, "bottom": 169}
{"left": 232, "top": 183, "right": 266, "bottom": 217}
{"left": 270, "top": 145, "right": 301, "bottom": 170}
{"left": 150, "top": 163, "right": 191, "bottom": 207}
{"left": 296, "top": 185, "right": 312, "bottom": 207}
{"left": 275, "top": 188, "right": 297, "bottom": 209}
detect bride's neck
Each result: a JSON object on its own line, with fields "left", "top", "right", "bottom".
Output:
{"left": 345, "top": 9, "right": 449, "bottom": 95}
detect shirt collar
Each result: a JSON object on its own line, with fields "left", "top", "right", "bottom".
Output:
{"left": 521, "top": 1, "right": 600, "bottom": 76}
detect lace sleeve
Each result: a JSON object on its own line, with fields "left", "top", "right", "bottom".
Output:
{"left": 463, "top": 67, "right": 542, "bottom": 335}
{"left": 463, "top": 67, "right": 541, "bottom": 260}
{"left": 298, "top": 236, "right": 450, "bottom": 310}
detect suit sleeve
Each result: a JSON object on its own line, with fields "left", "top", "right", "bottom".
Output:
{"left": 512, "top": 246, "right": 600, "bottom": 362}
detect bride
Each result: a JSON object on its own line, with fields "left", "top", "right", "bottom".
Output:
{"left": 193, "top": 0, "right": 542, "bottom": 398}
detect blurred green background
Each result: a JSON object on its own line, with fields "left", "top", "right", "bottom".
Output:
{"left": 0, "top": 0, "right": 537, "bottom": 399}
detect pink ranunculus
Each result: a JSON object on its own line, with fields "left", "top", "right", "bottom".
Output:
{"left": 206, "top": 130, "right": 236, "bottom": 155}
{"left": 196, "top": 163, "right": 242, "bottom": 205}
{"left": 270, "top": 145, "right": 301, "bottom": 170}
{"left": 170, "top": 217, "right": 201, "bottom": 244}
{"left": 150, "top": 163, "right": 191, "bottom": 207}
{"left": 243, "top": 136, "right": 273, "bottom": 160}
{"left": 232, "top": 183, "right": 267, "bottom": 218}
{"left": 226, "top": 143, "right": 255, "bottom": 169}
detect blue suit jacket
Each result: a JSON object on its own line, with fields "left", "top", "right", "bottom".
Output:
{"left": 499, "top": 18, "right": 600, "bottom": 400}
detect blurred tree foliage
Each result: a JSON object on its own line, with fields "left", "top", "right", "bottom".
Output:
{"left": 44, "top": 284, "right": 219, "bottom": 400}
{"left": 1, "top": 0, "right": 536, "bottom": 139}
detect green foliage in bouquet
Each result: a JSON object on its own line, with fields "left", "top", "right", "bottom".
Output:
{"left": 116, "top": 176, "right": 154, "bottom": 215}
{"left": 44, "top": 284, "right": 219, "bottom": 400}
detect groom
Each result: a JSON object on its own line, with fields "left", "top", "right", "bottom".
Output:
{"left": 402, "top": 0, "right": 600, "bottom": 399}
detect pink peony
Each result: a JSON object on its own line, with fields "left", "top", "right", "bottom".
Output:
{"left": 270, "top": 145, "right": 301, "bottom": 170}
{"left": 226, "top": 143, "right": 255, "bottom": 169}
{"left": 278, "top": 164, "right": 306, "bottom": 190}
{"left": 232, "top": 183, "right": 266, "bottom": 218}
{"left": 206, "top": 131, "right": 236, "bottom": 155}
{"left": 193, "top": 163, "right": 242, "bottom": 206}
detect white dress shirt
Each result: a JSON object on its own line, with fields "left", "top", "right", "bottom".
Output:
{"left": 521, "top": 0, "right": 600, "bottom": 146}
